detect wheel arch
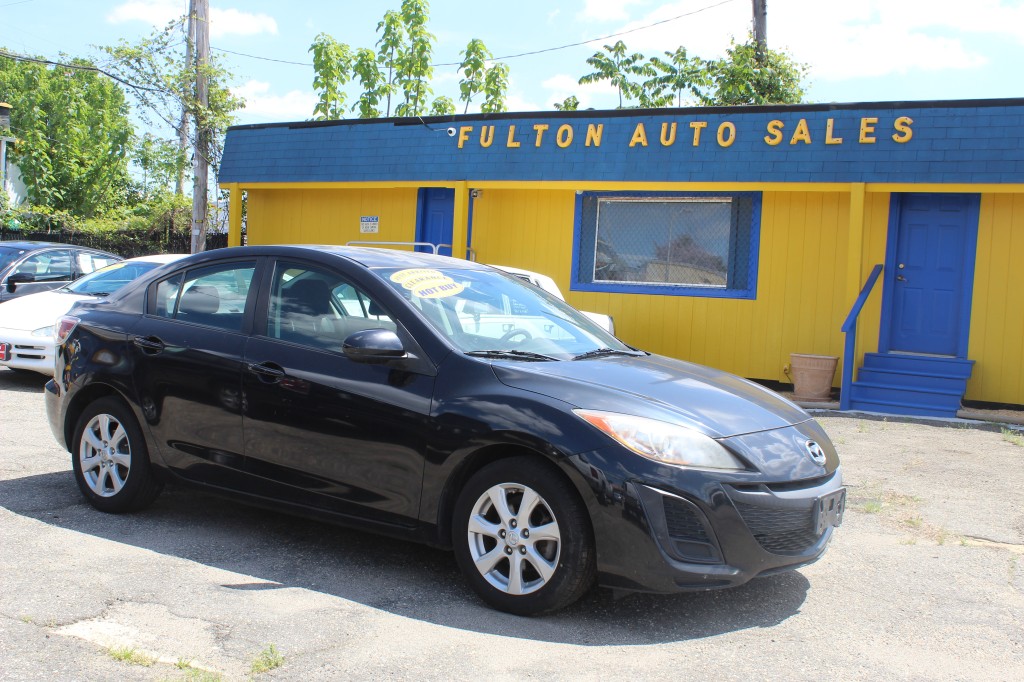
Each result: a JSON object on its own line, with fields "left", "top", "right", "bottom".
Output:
{"left": 433, "top": 442, "right": 597, "bottom": 550}
{"left": 63, "top": 382, "right": 139, "bottom": 453}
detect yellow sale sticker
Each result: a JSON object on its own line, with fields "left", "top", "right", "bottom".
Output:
{"left": 390, "top": 269, "right": 464, "bottom": 298}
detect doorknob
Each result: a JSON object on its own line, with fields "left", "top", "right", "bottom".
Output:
{"left": 896, "top": 275, "right": 907, "bottom": 282}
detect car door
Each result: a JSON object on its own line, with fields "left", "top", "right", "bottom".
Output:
{"left": 130, "top": 258, "right": 261, "bottom": 487}
{"left": 241, "top": 258, "right": 436, "bottom": 527}
{"left": 3, "top": 248, "right": 73, "bottom": 299}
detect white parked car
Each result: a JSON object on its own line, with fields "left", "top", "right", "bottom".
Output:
{"left": 0, "top": 254, "right": 187, "bottom": 375}
{"left": 490, "top": 264, "right": 615, "bottom": 334}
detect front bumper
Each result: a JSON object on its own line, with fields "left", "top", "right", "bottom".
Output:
{"left": 570, "top": 421, "right": 845, "bottom": 593}
{"left": 0, "top": 327, "right": 55, "bottom": 375}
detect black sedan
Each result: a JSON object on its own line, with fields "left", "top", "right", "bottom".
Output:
{"left": 45, "top": 246, "right": 844, "bottom": 615}
{"left": 0, "top": 241, "right": 121, "bottom": 303}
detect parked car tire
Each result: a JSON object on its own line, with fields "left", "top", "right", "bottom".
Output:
{"left": 453, "top": 456, "right": 596, "bottom": 615}
{"left": 71, "top": 397, "right": 162, "bottom": 513}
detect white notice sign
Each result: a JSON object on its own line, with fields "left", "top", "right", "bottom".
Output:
{"left": 360, "top": 216, "right": 379, "bottom": 234}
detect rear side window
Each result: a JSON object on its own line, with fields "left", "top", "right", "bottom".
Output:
{"left": 152, "top": 262, "right": 256, "bottom": 332}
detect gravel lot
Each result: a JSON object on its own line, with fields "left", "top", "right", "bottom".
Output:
{"left": 1, "top": 367, "right": 1022, "bottom": 681}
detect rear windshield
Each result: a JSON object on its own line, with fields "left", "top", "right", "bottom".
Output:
{"left": 64, "top": 260, "right": 165, "bottom": 295}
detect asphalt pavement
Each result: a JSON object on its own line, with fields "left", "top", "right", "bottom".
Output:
{"left": 1, "top": 367, "right": 1021, "bottom": 681}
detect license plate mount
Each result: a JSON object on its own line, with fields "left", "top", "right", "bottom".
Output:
{"left": 815, "top": 488, "right": 846, "bottom": 535}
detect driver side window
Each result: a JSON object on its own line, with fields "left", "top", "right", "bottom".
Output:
{"left": 265, "top": 261, "right": 396, "bottom": 352}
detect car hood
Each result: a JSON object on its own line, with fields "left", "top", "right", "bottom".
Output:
{"left": 491, "top": 353, "right": 810, "bottom": 439}
{"left": 0, "top": 290, "right": 94, "bottom": 332}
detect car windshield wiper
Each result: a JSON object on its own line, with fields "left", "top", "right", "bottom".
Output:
{"left": 572, "top": 347, "right": 646, "bottom": 361}
{"left": 465, "top": 349, "right": 559, "bottom": 362}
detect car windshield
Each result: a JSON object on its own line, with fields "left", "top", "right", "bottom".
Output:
{"left": 63, "top": 260, "right": 164, "bottom": 295}
{"left": 377, "top": 265, "right": 632, "bottom": 360}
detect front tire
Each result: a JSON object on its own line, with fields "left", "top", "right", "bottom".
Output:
{"left": 453, "top": 456, "right": 595, "bottom": 615}
{"left": 71, "top": 397, "right": 162, "bottom": 513}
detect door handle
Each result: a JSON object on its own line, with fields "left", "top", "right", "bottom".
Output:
{"left": 896, "top": 275, "right": 908, "bottom": 282}
{"left": 132, "top": 336, "right": 165, "bottom": 354}
{"left": 247, "top": 362, "right": 286, "bottom": 380}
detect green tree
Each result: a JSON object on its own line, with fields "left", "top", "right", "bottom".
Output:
{"left": 352, "top": 47, "right": 385, "bottom": 119}
{"left": 0, "top": 52, "right": 133, "bottom": 217}
{"left": 310, "top": 33, "right": 354, "bottom": 120}
{"left": 480, "top": 63, "right": 509, "bottom": 114}
{"left": 578, "top": 41, "right": 650, "bottom": 108}
{"left": 554, "top": 95, "right": 580, "bottom": 111}
{"left": 134, "top": 133, "right": 184, "bottom": 197}
{"left": 430, "top": 96, "right": 455, "bottom": 115}
{"left": 707, "top": 37, "right": 807, "bottom": 105}
{"left": 395, "top": 0, "right": 434, "bottom": 117}
{"left": 458, "top": 38, "right": 491, "bottom": 114}
{"left": 375, "top": 10, "right": 405, "bottom": 117}
{"left": 101, "top": 17, "right": 243, "bottom": 192}
{"left": 646, "top": 47, "right": 710, "bottom": 107}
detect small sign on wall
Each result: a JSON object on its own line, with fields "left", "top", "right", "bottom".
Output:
{"left": 360, "top": 216, "right": 380, "bottom": 233}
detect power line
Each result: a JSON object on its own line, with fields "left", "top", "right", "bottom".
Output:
{"left": 211, "top": 0, "right": 740, "bottom": 68}
{"left": 0, "top": 49, "right": 166, "bottom": 95}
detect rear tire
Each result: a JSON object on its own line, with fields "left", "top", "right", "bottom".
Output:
{"left": 71, "top": 397, "right": 162, "bottom": 513}
{"left": 453, "top": 456, "right": 595, "bottom": 615}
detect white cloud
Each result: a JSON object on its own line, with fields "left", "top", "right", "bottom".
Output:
{"left": 579, "top": 0, "right": 648, "bottom": 23}
{"left": 107, "top": 1, "right": 278, "bottom": 38}
{"left": 540, "top": 73, "right": 617, "bottom": 110}
{"left": 233, "top": 80, "right": 317, "bottom": 122}
{"left": 596, "top": 0, "right": 1019, "bottom": 84}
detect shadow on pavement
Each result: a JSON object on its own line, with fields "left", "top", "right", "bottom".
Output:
{"left": 0, "top": 470, "right": 809, "bottom": 645}
{"left": 0, "top": 368, "right": 49, "bottom": 394}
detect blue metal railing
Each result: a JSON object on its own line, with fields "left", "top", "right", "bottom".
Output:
{"left": 840, "top": 264, "right": 883, "bottom": 410}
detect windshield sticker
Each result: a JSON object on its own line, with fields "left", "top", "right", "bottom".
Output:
{"left": 390, "top": 268, "right": 465, "bottom": 299}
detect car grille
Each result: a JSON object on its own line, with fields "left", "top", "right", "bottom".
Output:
{"left": 732, "top": 501, "right": 821, "bottom": 555}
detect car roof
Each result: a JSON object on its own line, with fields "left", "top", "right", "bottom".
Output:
{"left": 123, "top": 253, "right": 190, "bottom": 264}
{"left": 267, "top": 245, "right": 492, "bottom": 271}
{"left": 0, "top": 241, "right": 118, "bottom": 254}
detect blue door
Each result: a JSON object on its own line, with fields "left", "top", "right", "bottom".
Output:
{"left": 416, "top": 188, "right": 454, "bottom": 256}
{"left": 886, "top": 193, "right": 978, "bottom": 356}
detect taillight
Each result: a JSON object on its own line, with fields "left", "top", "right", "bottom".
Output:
{"left": 55, "top": 316, "right": 80, "bottom": 345}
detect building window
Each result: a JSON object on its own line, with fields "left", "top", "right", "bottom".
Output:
{"left": 572, "top": 192, "right": 760, "bottom": 299}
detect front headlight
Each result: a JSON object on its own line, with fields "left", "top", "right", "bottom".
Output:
{"left": 31, "top": 326, "right": 52, "bottom": 338}
{"left": 573, "top": 409, "right": 746, "bottom": 470}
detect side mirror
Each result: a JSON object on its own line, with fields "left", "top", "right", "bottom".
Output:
{"left": 342, "top": 328, "right": 406, "bottom": 362}
{"left": 6, "top": 272, "right": 35, "bottom": 293}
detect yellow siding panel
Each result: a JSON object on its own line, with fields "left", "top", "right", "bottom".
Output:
{"left": 246, "top": 188, "right": 418, "bottom": 246}
{"left": 470, "top": 189, "right": 853, "bottom": 385}
{"left": 968, "top": 194, "right": 1024, "bottom": 403}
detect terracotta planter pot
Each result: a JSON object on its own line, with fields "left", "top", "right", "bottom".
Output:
{"left": 789, "top": 353, "right": 838, "bottom": 401}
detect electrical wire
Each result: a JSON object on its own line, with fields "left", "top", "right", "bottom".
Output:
{"left": 211, "top": 0, "right": 740, "bottom": 68}
{"left": 0, "top": 49, "right": 166, "bottom": 95}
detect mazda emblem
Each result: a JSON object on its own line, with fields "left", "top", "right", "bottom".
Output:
{"left": 805, "top": 440, "right": 827, "bottom": 465}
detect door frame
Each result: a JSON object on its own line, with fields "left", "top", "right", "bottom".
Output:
{"left": 877, "top": 192, "right": 981, "bottom": 359}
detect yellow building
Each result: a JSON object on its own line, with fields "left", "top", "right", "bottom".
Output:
{"left": 219, "top": 99, "right": 1024, "bottom": 416}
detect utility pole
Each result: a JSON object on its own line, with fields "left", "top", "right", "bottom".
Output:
{"left": 752, "top": 0, "right": 767, "bottom": 58}
{"left": 175, "top": 9, "right": 195, "bottom": 197}
{"left": 190, "top": 0, "right": 210, "bottom": 254}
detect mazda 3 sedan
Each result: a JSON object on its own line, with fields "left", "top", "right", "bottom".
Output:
{"left": 45, "top": 245, "right": 844, "bottom": 615}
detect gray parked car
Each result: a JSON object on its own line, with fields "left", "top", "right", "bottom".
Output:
{"left": 0, "top": 241, "right": 121, "bottom": 303}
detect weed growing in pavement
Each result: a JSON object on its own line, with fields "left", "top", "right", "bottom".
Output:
{"left": 250, "top": 644, "right": 284, "bottom": 675}
{"left": 1001, "top": 428, "right": 1024, "bottom": 447}
{"left": 904, "top": 515, "right": 924, "bottom": 529}
{"left": 19, "top": 615, "right": 32, "bottom": 624}
{"left": 108, "top": 646, "right": 155, "bottom": 666}
{"left": 900, "top": 537, "right": 917, "bottom": 545}
{"left": 860, "top": 499, "right": 883, "bottom": 514}
{"left": 856, "top": 422, "right": 870, "bottom": 433}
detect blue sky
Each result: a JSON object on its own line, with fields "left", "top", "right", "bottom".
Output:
{"left": 3, "top": 0, "right": 1023, "bottom": 133}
